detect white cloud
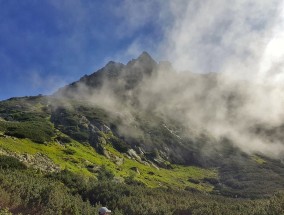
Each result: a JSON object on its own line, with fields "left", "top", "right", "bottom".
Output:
{"left": 112, "top": 0, "right": 163, "bottom": 37}
{"left": 161, "top": 0, "right": 281, "bottom": 75}
{"left": 153, "top": 0, "right": 284, "bottom": 157}
{"left": 54, "top": 0, "right": 284, "bottom": 158}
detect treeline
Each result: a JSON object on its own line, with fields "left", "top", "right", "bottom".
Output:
{"left": 0, "top": 156, "right": 284, "bottom": 215}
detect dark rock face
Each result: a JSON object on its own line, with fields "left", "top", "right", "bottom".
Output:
{"left": 55, "top": 51, "right": 158, "bottom": 97}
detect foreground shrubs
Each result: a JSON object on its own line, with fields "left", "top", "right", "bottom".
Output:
{"left": 0, "top": 155, "right": 27, "bottom": 170}
{"left": 0, "top": 165, "right": 284, "bottom": 214}
{"left": 0, "top": 169, "right": 96, "bottom": 215}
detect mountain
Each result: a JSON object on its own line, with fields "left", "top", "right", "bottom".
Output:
{"left": 0, "top": 52, "right": 284, "bottom": 214}
{"left": 56, "top": 51, "right": 158, "bottom": 98}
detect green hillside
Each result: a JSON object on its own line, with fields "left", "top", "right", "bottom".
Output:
{"left": 0, "top": 95, "right": 283, "bottom": 214}
{"left": 0, "top": 53, "right": 284, "bottom": 214}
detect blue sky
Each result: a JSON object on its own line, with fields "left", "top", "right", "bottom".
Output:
{"left": 1, "top": 0, "right": 283, "bottom": 101}
{"left": 0, "top": 0, "right": 167, "bottom": 100}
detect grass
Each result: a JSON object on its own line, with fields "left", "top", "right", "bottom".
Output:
{"left": 104, "top": 143, "right": 217, "bottom": 191}
{"left": 0, "top": 133, "right": 218, "bottom": 192}
{"left": 0, "top": 97, "right": 218, "bottom": 191}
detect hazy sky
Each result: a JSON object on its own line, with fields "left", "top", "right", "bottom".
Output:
{"left": 0, "top": 0, "right": 165, "bottom": 100}
{"left": 1, "top": 0, "right": 284, "bottom": 100}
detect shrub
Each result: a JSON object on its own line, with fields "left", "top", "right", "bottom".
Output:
{"left": 0, "top": 169, "right": 97, "bottom": 214}
{"left": 0, "top": 208, "right": 12, "bottom": 215}
{"left": 55, "top": 136, "right": 72, "bottom": 144}
{"left": 63, "top": 148, "right": 76, "bottom": 155}
{"left": 72, "top": 131, "right": 89, "bottom": 142}
{"left": 97, "top": 166, "right": 114, "bottom": 181}
{"left": 0, "top": 156, "right": 27, "bottom": 170}
{"left": 2, "top": 121, "right": 54, "bottom": 143}
{"left": 109, "top": 136, "right": 129, "bottom": 153}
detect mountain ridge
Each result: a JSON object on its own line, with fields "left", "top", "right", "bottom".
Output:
{"left": 0, "top": 52, "right": 284, "bottom": 214}
{"left": 32, "top": 52, "right": 284, "bottom": 197}
{"left": 55, "top": 51, "right": 158, "bottom": 97}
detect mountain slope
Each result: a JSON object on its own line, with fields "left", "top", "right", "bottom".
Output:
{"left": 52, "top": 52, "right": 284, "bottom": 197}
{"left": 1, "top": 52, "right": 284, "bottom": 214}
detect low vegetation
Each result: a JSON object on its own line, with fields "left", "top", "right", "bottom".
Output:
{"left": 0, "top": 96, "right": 284, "bottom": 214}
{"left": 0, "top": 165, "right": 284, "bottom": 215}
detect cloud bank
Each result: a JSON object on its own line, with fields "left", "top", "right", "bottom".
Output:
{"left": 56, "top": 1, "right": 284, "bottom": 159}
{"left": 101, "top": 0, "right": 284, "bottom": 158}
{"left": 155, "top": 0, "right": 284, "bottom": 157}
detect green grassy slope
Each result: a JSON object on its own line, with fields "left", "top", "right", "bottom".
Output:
{"left": 0, "top": 95, "right": 218, "bottom": 190}
{"left": 1, "top": 95, "right": 284, "bottom": 199}
{"left": 0, "top": 97, "right": 284, "bottom": 214}
{"left": 0, "top": 134, "right": 217, "bottom": 191}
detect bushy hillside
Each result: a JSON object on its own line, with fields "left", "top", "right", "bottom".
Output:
{"left": 0, "top": 53, "right": 284, "bottom": 214}
{"left": 0, "top": 96, "right": 217, "bottom": 190}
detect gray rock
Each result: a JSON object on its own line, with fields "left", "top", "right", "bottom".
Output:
{"left": 127, "top": 149, "right": 142, "bottom": 161}
{"left": 102, "top": 147, "right": 110, "bottom": 158}
{"left": 130, "top": 167, "right": 140, "bottom": 174}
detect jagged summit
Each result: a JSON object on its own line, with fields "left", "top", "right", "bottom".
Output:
{"left": 127, "top": 51, "right": 156, "bottom": 65}
{"left": 55, "top": 52, "right": 159, "bottom": 97}
{"left": 105, "top": 60, "right": 123, "bottom": 67}
{"left": 103, "top": 61, "right": 125, "bottom": 76}
{"left": 137, "top": 51, "right": 154, "bottom": 61}
{"left": 54, "top": 51, "right": 159, "bottom": 97}
{"left": 101, "top": 52, "right": 156, "bottom": 72}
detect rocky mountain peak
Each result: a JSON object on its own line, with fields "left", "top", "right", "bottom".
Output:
{"left": 105, "top": 60, "right": 124, "bottom": 69}
{"left": 137, "top": 51, "right": 154, "bottom": 61}
{"left": 127, "top": 51, "right": 156, "bottom": 66}
{"left": 54, "top": 52, "right": 159, "bottom": 97}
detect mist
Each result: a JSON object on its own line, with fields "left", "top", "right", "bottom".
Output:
{"left": 55, "top": 0, "right": 284, "bottom": 159}
{"left": 157, "top": 0, "right": 284, "bottom": 158}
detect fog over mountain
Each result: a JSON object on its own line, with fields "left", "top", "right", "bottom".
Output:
{"left": 2, "top": 2, "right": 284, "bottom": 213}
{"left": 122, "top": 0, "right": 284, "bottom": 159}
{"left": 51, "top": 0, "right": 284, "bottom": 161}
{"left": 54, "top": 50, "right": 284, "bottom": 161}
